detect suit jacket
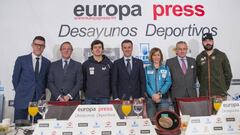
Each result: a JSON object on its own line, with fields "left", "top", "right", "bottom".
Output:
{"left": 12, "top": 53, "right": 50, "bottom": 109}
{"left": 166, "top": 56, "right": 197, "bottom": 101}
{"left": 112, "top": 57, "right": 146, "bottom": 99}
{"left": 48, "top": 59, "right": 83, "bottom": 101}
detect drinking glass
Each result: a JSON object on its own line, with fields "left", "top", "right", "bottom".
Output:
{"left": 28, "top": 102, "right": 38, "bottom": 126}
{"left": 213, "top": 97, "right": 223, "bottom": 112}
{"left": 38, "top": 100, "right": 48, "bottom": 120}
{"left": 133, "top": 99, "right": 143, "bottom": 118}
{"left": 121, "top": 100, "right": 132, "bottom": 119}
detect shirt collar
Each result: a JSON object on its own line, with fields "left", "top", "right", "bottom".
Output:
{"left": 62, "top": 58, "right": 71, "bottom": 63}
{"left": 177, "top": 56, "right": 186, "bottom": 61}
{"left": 124, "top": 56, "right": 132, "bottom": 61}
{"left": 32, "top": 53, "right": 42, "bottom": 60}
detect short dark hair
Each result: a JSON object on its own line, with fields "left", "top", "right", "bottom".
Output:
{"left": 149, "top": 47, "right": 163, "bottom": 63}
{"left": 33, "top": 36, "right": 45, "bottom": 43}
{"left": 121, "top": 39, "right": 133, "bottom": 47}
{"left": 176, "top": 41, "right": 187, "bottom": 48}
{"left": 91, "top": 40, "right": 104, "bottom": 50}
{"left": 60, "top": 41, "right": 73, "bottom": 50}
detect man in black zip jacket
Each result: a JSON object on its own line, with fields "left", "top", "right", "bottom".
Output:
{"left": 82, "top": 40, "right": 113, "bottom": 104}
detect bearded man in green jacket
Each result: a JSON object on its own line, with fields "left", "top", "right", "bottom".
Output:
{"left": 196, "top": 33, "right": 232, "bottom": 97}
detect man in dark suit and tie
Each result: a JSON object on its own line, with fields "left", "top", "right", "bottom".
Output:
{"left": 12, "top": 36, "right": 51, "bottom": 122}
{"left": 48, "top": 41, "right": 83, "bottom": 101}
{"left": 166, "top": 41, "right": 197, "bottom": 109}
{"left": 112, "top": 39, "right": 146, "bottom": 100}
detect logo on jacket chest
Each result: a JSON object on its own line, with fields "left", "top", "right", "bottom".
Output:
{"left": 147, "top": 69, "right": 167, "bottom": 79}
{"left": 89, "top": 65, "right": 108, "bottom": 75}
{"left": 160, "top": 69, "right": 167, "bottom": 78}
{"left": 102, "top": 66, "right": 107, "bottom": 71}
{"left": 89, "top": 67, "right": 94, "bottom": 75}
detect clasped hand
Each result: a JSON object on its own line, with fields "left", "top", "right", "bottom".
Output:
{"left": 152, "top": 93, "right": 161, "bottom": 103}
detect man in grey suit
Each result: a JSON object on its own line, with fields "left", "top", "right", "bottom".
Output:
{"left": 48, "top": 41, "right": 83, "bottom": 101}
{"left": 166, "top": 41, "right": 197, "bottom": 109}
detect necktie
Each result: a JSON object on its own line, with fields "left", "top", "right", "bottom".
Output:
{"left": 181, "top": 59, "right": 187, "bottom": 75}
{"left": 126, "top": 59, "right": 131, "bottom": 75}
{"left": 35, "top": 57, "right": 40, "bottom": 78}
{"left": 63, "top": 60, "right": 68, "bottom": 73}
{"left": 33, "top": 57, "right": 40, "bottom": 101}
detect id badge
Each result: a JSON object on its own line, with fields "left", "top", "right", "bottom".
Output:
{"left": 89, "top": 67, "right": 94, "bottom": 75}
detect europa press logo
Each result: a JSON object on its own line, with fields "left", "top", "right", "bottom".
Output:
{"left": 73, "top": 4, "right": 142, "bottom": 20}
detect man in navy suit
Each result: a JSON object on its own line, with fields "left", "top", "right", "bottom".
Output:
{"left": 12, "top": 36, "right": 51, "bottom": 122}
{"left": 48, "top": 41, "right": 83, "bottom": 101}
{"left": 112, "top": 39, "right": 146, "bottom": 100}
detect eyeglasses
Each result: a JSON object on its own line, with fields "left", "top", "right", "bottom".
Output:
{"left": 33, "top": 43, "right": 45, "bottom": 48}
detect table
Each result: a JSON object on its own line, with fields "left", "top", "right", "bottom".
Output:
{"left": 46, "top": 100, "right": 147, "bottom": 120}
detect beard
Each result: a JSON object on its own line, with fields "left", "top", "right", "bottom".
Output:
{"left": 203, "top": 44, "right": 214, "bottom": 51}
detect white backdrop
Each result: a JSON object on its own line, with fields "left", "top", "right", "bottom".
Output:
{"left": 0, "top": 0, "right": 239, "bottom": 119}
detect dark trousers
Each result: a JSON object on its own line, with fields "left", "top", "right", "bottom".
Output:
{"left": 14, "top": 108, "right": 42, "bottom": 123}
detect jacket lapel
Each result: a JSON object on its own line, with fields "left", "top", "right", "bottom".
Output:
{"left": 58, "top": 60, "right": 64, "bottom": 73}
{"left": 39, "top": 57, "right": 47, "bottom": 75}
{"left": 130, "top": 57, "right": 137, "bottom": 77}
{"left": 174, "top": 57, "right": 184, "bottom": 75}
{"left": 67, "top": 59, "right": 74, "bottom": 71}
{"left": 28, "top": 53, "right": 34, "bottom": 74}
{"left": 186, "top": 57, "right": 192, "bottom": 74}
